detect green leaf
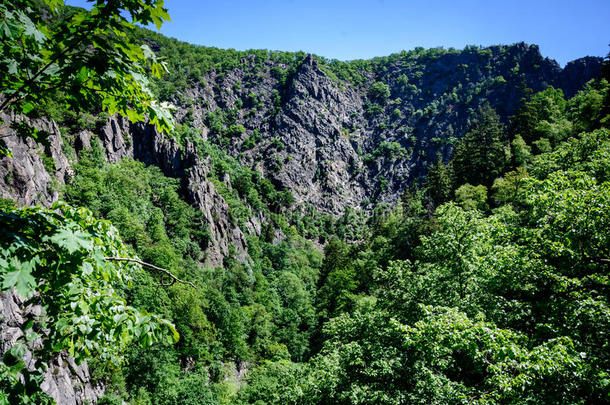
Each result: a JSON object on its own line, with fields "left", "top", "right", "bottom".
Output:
{"left": 76, "top": 66, "right": 88, "bottom": 82}
{"left": 0, "top": 21, "right": 13, "bottom": 39}
{"left": 141, "top": 44, "right": 154, "bottom": 59}
{"left": 3, "top": 343, "right": 26, "bottom": 366}
{"left": 81, "top": 261, "right": 94, "bottom": 276}
{"left": 21, "top": 102, "right": 35, "bottom": 114}
{"left": 168, "top": 323, "right": 180, "bottom": 343}
{"left": 3, "top": 58, "right": 18, "bottom": 74}
{"left": 150, "top": 7, "right": 170, "bottom": 30}
{"left": 50, "top": 227, "right": 93, "bottom": 254}
{"left": 19, "top": 12, "right": 46, "bottom": 43}
{"left": 1, "top": 257, "right": 36, "bottom": 297}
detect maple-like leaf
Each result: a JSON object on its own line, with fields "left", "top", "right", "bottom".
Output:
{"left": 49, "top": 227, "right": 93, "bottom": 254}
{"left": 1, "top": 257, "right": 36, "bottom": 297}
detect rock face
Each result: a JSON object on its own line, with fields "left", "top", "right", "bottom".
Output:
{"left": 184, "top": 149, "right": 248, "bottom": 266}
{"left": 557, "top": 56, "right": 605, "bottom": 97}
{"left": 93, "top": 115, "right": 249, "bottom": 267}
{"left": 161, "top": 43, "right": 603, "bottom": 214}
{"left": 1, "top": 111, "right": 249, "bottom": 268}
{"left": 0, "top": 290, "right": 104, "bottom": 404}
{"left": 0, "top": 112, "right": 70, "bottom": 207}
{"left": 270, "top": 55, "right": 369, "bottom": 212}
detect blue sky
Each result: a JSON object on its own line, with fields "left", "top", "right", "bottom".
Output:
{"left": 67, "top": 0, "right": 609, "bottom": 66}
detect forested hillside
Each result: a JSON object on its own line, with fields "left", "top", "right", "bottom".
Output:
{"left": 0, "top": 1, "right": 609, "bottom": 404}
{"left": 137, "top": 29, "right": 602, "bottom": 213}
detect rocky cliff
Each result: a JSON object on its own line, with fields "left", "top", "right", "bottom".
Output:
{"left": 0, "top": 42, "right": 603, "bottom": 264}
{"left": 1, "top": 112, "right": 247, "bottom": 268}
{"left": 0, "top": 290, "right": 104, "bottom": 404}
{"left": 151, "top": 40, "right": 603, "bottom": 214}
{"left": 0, "top": 43, "right": 603, "bottom": 262}
{"left": 0, "top": 112, "right": 71, "bottom": 207}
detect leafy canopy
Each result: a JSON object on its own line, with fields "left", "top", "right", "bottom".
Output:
{"left": 0, "top": 202, "right": 178, "bottom": 404}
{"left": 0, "top": 0, "right": 174, "bottom": 155}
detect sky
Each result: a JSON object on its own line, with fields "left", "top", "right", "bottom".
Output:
{"left": 66, "top": 0, "right": 610, "bottom": 66}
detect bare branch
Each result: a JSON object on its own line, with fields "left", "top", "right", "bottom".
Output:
{"left": 104, "top": 257, "right": 198, "bottom": 290}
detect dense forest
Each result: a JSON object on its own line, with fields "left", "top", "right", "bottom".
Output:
{"left": 0, "top": 1, "right": 609, "bottom": 404}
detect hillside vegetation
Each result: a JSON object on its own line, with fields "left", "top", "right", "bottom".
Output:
{"left": 43, "top": 26, "right": 604, "bottom": 213}
{"left": 0, "top": 2, "right": 609, "bottom": 404}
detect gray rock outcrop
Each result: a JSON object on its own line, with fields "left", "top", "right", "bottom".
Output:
{"left": 159, "top": 43, "right": 602, "bottom": 214}
{"left": 0, "top": 290, "right": 104, "bottom": 404}
{"left": 0, "top": 112, "right": 70, "bottom": 207}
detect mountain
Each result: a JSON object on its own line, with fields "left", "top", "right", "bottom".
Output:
{"left": 1, "top": 39, "right": 601, "bottom": 263}
{"left": 143, "top": 34, "right": 603, "bottom": 213}
{"left": 0, "top": 25, "right": 606, "bottom": 404}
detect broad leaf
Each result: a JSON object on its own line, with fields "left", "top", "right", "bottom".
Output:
{"left": 1, "top": 257, "right": 36, "bottom": 297}
{"left": 50, "top": 227, "right": 93, "bottom": 254}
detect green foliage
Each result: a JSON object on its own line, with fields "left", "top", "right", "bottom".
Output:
{"left": 364, "top": 102, "right": 383, "bottom": 116}
{"left": 301, "top": 306, "right": 590, "bottom": 404}
{"left": 65, "top": 153, "right": 209, "bottom": 269}
{"left": 510, "top": 134, "right": 531, "bottom": 167}
{"left": 491, "top": 167, "right": 529, "bottom": 205}
{"left": 568, "top": 79, "right": 610, "bottom": 133}
{"left": 6, "top": 49, "right": 596, "bottom": 404}
{"left": 0, "top": 0, "right": 174, "bottom": 155}
{"left": 530, "top": 128, "right": 610, "bottom": 183}
{"left": 239, "top": 360, "right": 308, "bottom": 404}
{"left": 391, "top": 306, "right": 589, "bottom": 404}
{"left": 369, "top": 81, "right": 391, "bottom": 101}
{"left": 417, "top": 204, "right": 486, "bottom": 307}
{"left": 454, "top": 183, "right": 488, "bottom": 211}
{"left": 511, "top": 87, "right": 569, "bottom": 144}
{"left": 425, "top": 153, "right": 453, "bottom": 206}
{"left": 372, "top": 141, "right": 408, "bottom": 160}
{"left": 0, "top": 203, "right": 177, "bottom": 404}
{"left": 227, "top": 124, "right": 246, "bottom": 137}
{"left": 452, "top": 104, "right": 510, "bottom": 187}
{"left": 60, "top": 142, "right": 326, "bottom": 401}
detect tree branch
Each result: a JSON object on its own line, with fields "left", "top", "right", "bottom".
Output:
{"left": 0, "top": 46, "right": 72, "bottom": 113}
{"left": 104, "top": 257, "right": 198, "bottom": 290}
{"left": 0, "top": 16, "right": 98, "bottom": 114}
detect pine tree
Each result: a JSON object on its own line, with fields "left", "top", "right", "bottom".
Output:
{"left": 452, "top": 104, "right": 510, "bottom": 187}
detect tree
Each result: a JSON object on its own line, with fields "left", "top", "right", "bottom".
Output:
{"left": 0, "top": 203, "right": 178, "bottom": 403}
{"left": 369, "top": 81, "right": 390, "bottom": 102}
{"left": 510, "top": 87, "right": 568, "bottom": 145}
{"left": 424, "top": 153, "right": 453, "bottom": 207}
{"left": 452, "top": 104, "right": 510, "bottom": 187}
{"left": 305, "top": 306, "right": 589, "bottom": 405}
{"left": 455, "top": 183, "right": 488, "bottom": 211}
{"left": 238, "top": 360, "right": 308, "bottom": 404}
{"left": 511, "top": 134, "right": 531, "bottom": 167}
{"left": 491, "top": 167, "right": 529, "bottom": 205}
{"left": 0, "top": 0, "right": 174, "bottom": 155}
{"left": 417, "top": 203, "right": 486, "bottom": 305}
{"left": 568, "top": 79, "right": 610, "bottom": 134}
